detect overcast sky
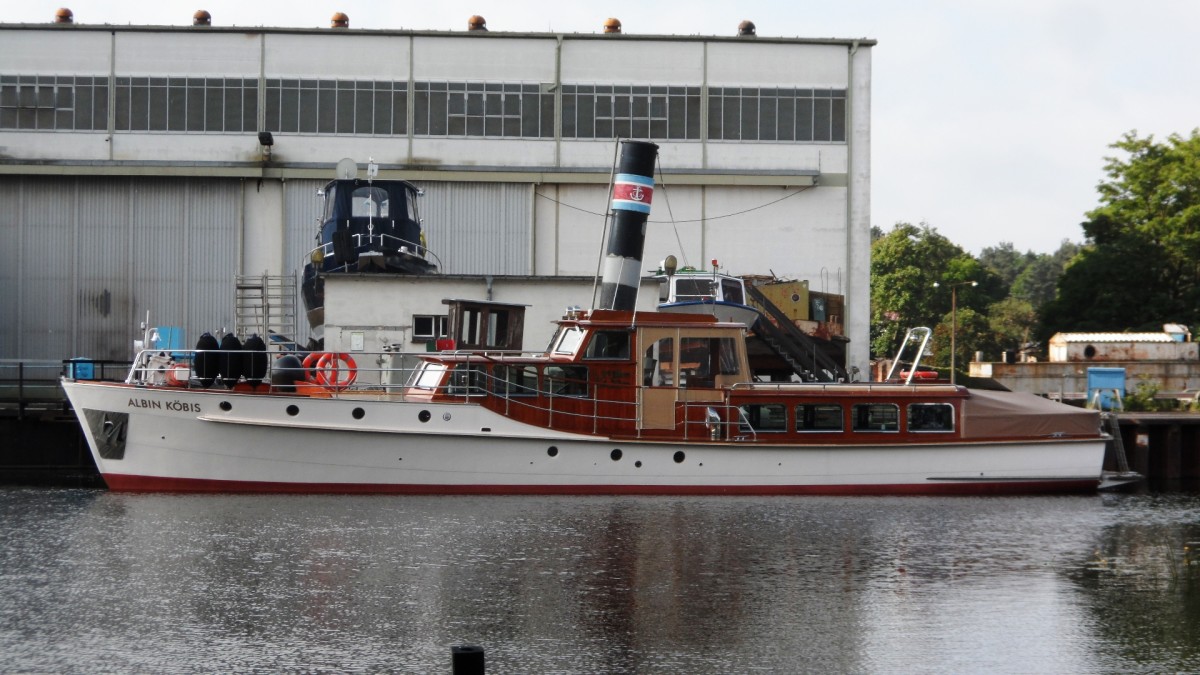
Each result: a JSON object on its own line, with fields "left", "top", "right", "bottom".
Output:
{"left": 4, "top": 0, "right": 1198, "bottom": 254}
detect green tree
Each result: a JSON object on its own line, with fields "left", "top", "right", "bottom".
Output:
{"left": 1040, "top": 130, "right": 1200, "bottom": 337}
{"left": 870, "top": 223, "right": 998, "bottom": 360}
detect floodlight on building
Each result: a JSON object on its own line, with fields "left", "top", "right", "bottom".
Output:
{"left": 258, "top": 131, "right": 274, "bottom": 162}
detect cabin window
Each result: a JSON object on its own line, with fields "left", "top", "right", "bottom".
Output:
{"left": 675, "top": 278, "right": 715, "bottom": 301}
{"left": 721, "top": 279, "right": 744, "bottom": 304}
{"left": 796, "top": 404, "right": 843, "bottom": 432}
{"left": 447, "top": 365, "right": 487, "bottom": 396}
{"left": 643, "top": 337, "right": 675, "bottom": 386}
{"left": 585, "top": 331, "right": 631, "bottom": 359}
{"left": 351, "top": 187, "right": 389, "bottom": 217}
{"left": 544, "top": 365, "right": 589, "bottom": 397}
{"left": 552, "top": 327, "right": 585, "bottom": 355}
{"left": 908, "top": 403, "right": 955, "bottom": 432}
{"left": 493, "top": 365, "right": 538, "bottom": 397}
{"left": 413, "top": 315, "right": 449, "bottom": 340}
{"left": 851, "top": 403, "right": 899, "bottom": 432}
{"left": 409, "top": 363, "right": 447, "bottom": 390}
{"left": 739, "top": 404, "right": 788, "bottom": 433}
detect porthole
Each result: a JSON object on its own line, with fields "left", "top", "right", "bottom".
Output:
{"left": 418, "top": 410, "right": 432, "bottom": 423}
{"left": 610, "top": 448, "right": 623, "bottom": 461}
{"left": 219, "top": 401, "right": 232, "bottom": 412}
{"left": 1084, "top": 345, "right": 1097, "bottom": 359}
{"left": 352, "top": 407, "right": 365, "bottom": 420}
{"left": 547, "top": 446, "right": 559, "bottom": 457}
{"left": 634, "top": 460, "right": 643, "bottom": 468}
{"left": 673, "top": 451, "right": 685, "bottom": 463}
{"left": 286, "top": 404, "right": 299, "bottom": 417}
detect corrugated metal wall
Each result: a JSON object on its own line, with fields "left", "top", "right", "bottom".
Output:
{"left": 0, "top": 176, "right": 239, "bottom": 361}
{"left": 283, "top": 179, "right": 532, "bottom": 278}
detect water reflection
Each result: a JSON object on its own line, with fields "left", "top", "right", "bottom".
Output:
{"left": 1, "top": 488, "right": 1198, "bottom": 673}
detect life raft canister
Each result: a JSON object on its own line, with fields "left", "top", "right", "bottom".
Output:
{"left": 315, "top": 352, "right": 358, "bottom": 391}
{"left": 165, "top": 363, "right": 191, "bottom": 387}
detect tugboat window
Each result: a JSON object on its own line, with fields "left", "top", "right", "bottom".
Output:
{"left": 739, "top": 404, "right": 787, "bottom": 432}
{"left": 643, "top": 337, "right": 675, "bottom": 386}
{"left": 448, "top": 365, "right": 487, "bottom": 396}
{"left": 553, "top": 327, "right": 585, "bottom": 355}
{"left": 908, "top": 403, "right": 955, "bottom": 432}
{"left": 493, "top": 364, "right": 538, "bottom": 397}
{"left": 544, "top": 365, "right": 588, "bottom": 397}
{"left": 585, "top": 331, "right": 630, "bottom": 359}
{"left": 796, "top": 404, "right": 843, "bottom": 432}
{"left": 852, "top": 403, "right": 899, "bottom": 432}
{"left": 351, "top": 187, "right": 389, "bottom": 217}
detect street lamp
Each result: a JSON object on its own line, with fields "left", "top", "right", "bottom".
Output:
{"left": 933, "top": 280, "right": 977, "bottom": 384}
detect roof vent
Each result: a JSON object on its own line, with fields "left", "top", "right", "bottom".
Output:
{"left": 330, "top": 12, "right": 349, "bottom": 29}
{"left": 467, "top": 15, "right": 487, "bottom": 31}
{"left": 603, "top": 17, "right": 622, "bottom": 34}
{"left": 193, "top": 10, "right": 211, "bottom": 26}
{"left": 54, "top": 7, "right": 73, "bottom": 23}
{"left": 737, "top": 20, "right": 756, "bottom": 37}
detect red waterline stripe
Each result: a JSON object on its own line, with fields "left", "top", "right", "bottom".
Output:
{"left": 101, "top": 474, "right": 1099, "bottom": 496}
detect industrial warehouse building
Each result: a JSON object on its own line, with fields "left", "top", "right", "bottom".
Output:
{"left": 0, "top": 14, "right": 874, "bottom": 374}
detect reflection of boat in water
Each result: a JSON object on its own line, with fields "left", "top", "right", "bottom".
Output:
{"left": 60, "top": 141, "right": 1116, "bottom": 495}
{"left": 300, "top": 159, "right": 438, "bottom": 347}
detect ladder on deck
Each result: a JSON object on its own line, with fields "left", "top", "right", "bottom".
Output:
{"left": 234, "top": 274, "right": 297, "bottom": 342}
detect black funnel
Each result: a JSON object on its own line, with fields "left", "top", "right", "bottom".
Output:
{"left": 598, "top": 140, "right": 659, "bottom": 311}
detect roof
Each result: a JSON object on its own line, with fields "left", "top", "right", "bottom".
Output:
{"left": 1050, "top": 332, "right": 1175, "bottom": 344}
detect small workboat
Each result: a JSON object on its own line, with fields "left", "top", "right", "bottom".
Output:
{"left": 300, "top": 158, "right": 438, "bottom": 347}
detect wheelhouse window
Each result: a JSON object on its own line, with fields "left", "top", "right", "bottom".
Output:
{"left": 739, "top": 403, "right": 788, "bottom": 433}
{"left": 643, "top": 337, "right": 674, "bottom": 386}
{"left": 551, "top": 326, "right": 585, "bottom": 355}
{"left": 796, "top": 404, "right": 843, "bottom": 432}
{"left": 585, "top": 331, "right": 630, "bottom": 359}
{"left": 492, "top": 364, "right": 538, "bottom": 397}
{"left": 409, "top": 362, "right": 447, "bottom": 390}
{"left": 544, "top": 365, "right": 588, "bottom": 397}
{"left": 908, "top": 403, "right": 955, "bottom": 432}
{"left": 351, "top": 186, "right": 389, "bottom": 217}
{"left": 674, "top": 278, "right": 715, "bottom": 301}
{"left": 852, "top": 403, "right": 899, "bottom": 432}
{"left": 447, "top": 364, "right": 486, "bottom": 396}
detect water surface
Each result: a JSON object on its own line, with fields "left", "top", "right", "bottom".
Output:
{"left": 2, "top": 489, "right": 1198, "bottom": 673}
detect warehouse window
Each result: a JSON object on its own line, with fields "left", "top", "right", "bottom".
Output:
{"left": 0, "top": 75, "right": 108, "bottom": 131}
{"left": 413, "top": 81, "right": 553, "bottom": 138}
{"left": 562, "top": 84, "right": 700, "bottom": 140}
{"left": 114, "top": 77, "right": 257, "bottom": 133}
{"left": 265, "top": 79, "right": 406, "bottom": 136}
{"left": 707, "top": 87, "right": 846, "bottom": 142}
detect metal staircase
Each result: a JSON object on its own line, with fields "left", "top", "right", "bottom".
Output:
{"left": 744, "top": 283, "right": 848, "bottom": 382}
{"left": 234, "top": 274, "right": 297, "bottom": 342}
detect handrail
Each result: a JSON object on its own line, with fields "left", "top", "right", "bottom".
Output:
{"left": 307, "top": 233, "right": 444, "bottom": 272}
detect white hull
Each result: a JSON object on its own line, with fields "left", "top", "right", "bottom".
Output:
{"left": 657, "top": 301, "right": 763, "bottom": 328}
{"left": 63, "top": 380, "right": 1105, "bottom": 494}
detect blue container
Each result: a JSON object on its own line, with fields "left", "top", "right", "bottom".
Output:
{"left": 68, "top": 358, "right": 95, "bottom": 380}
{"left": 1087, "top": 367, "right": 1126, "bottom": 410}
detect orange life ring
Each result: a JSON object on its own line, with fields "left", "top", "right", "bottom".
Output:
{"left": 165, "top": 363, "right": 191, "bottom": 387}
{"left": 301, "top": 352, "right": 324, "bottom": 383}
{"left": 315, "top": 352, "right": 358, "bottom": 390}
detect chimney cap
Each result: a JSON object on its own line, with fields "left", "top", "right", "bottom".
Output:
{"left": 54, "top": 7, "right": 74, "bottom": 23}
{"left": 330, "top": 12, "right": 349, "bottom": 28}
{"left": 193, "top": 10, "right": 212, "bottom": 26}
{"left": 737, "top": 20, "right": 756, "bottom": 36}
{"left": 467, "top": 15, "right": 487, "bottom": 31}
{"left": 603, "top": 17, "right": 622, "bottom": 34}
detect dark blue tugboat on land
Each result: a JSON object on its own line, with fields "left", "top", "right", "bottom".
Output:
{"left": 300, "top": 158, "right": 439, "bottom": 348}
